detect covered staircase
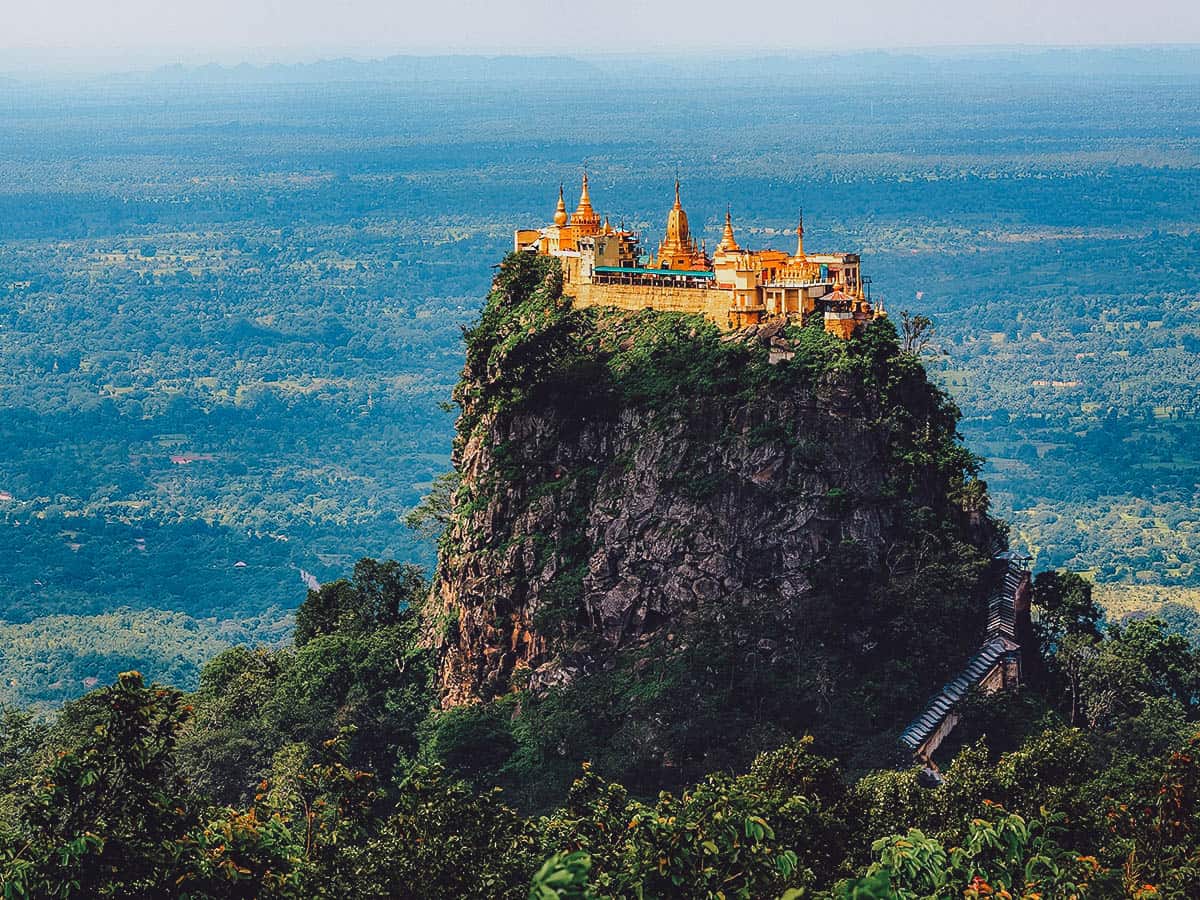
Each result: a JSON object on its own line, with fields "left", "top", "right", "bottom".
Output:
{"left": 898, "top": 550, "right": 1030, "bottom": 781}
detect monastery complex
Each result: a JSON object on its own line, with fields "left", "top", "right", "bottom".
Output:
{"left": 515, "top": 176, "right": 883, "bottom": 337}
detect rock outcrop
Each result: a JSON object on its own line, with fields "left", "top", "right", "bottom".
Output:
{"left": 425, "top": 254, "right": 997, "bottom": 738}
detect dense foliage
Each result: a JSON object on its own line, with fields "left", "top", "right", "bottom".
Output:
{"left": 4, "top": 563, "right": 1200, "bottom": 897}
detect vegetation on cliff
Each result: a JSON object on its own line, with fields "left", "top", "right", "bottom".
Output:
{"left": 428, "top": 252, "right": 998, "bottom": 794}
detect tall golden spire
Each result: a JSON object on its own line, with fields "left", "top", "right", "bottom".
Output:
{"left": 664, "top": 179, "right": 689, "bottom": 246}
{"left": 553, "top": 184, "right": 568, "bottom": 226}
{"left": 658, "top": 179, "right": 707, "bottom": 270}
{"left": 718, "top": 208, "right": 740, "bottom": 252}
{"left": 795, "top": 208, "right": 805, "bottom": 257}
{"left": 570, "top": 172, "right": 601, "bottom": 234}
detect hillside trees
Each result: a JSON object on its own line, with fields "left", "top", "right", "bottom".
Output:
{"left": 1, "top": 672, "right": 196, "bottom": 898}
{"left": 7, "top": 558, "right": 1200, "bottom": 896}
{"left": 178, "top": 560, "right": 434, "bottom": 805}
{"left": 838, "top": 809, "right": 1100, "bottom": 899}
{"left": 293, "top": 558, "right": 426, "bottom": 646}
{"left": 1033, "top": 570, "right": 1105, "bottom": 654}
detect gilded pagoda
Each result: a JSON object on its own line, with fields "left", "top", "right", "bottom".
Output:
{"left": 514, "top": 175, "right": 882, "bottom": 337}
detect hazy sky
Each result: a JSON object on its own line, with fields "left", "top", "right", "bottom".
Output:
{"left": 4, "top": 0, "right": 1200, "bottom": 66}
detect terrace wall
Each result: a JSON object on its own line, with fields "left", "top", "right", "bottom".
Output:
{"left": 569, "top": 282, "right": 733, "bottom": 328}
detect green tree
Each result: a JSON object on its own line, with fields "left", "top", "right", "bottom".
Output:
{"left": 294, "top": 558, "right": 427, "bottom": 647}
{"left": 0, "top": 671, "right": 193, "bottom": 898}
{"left": 178, "top": 646, "right": 291, "bottom": 805}
{"left": 527, "top": 851, "right": 597, "bottom": 900}
{"left": 180, "top": 573, "right": 434, "bottom": 802}
{"left": 899, "top": 311, "right": 935, "bottom": 356}
{"left": 534, "top": 740, "right": 844, "bottom": 899}
{"left": 839, "top": 806, "right": 1101, "bottom": 899}
{"left": 404, "top": 471, "right": 461, "bottom": 544}
{"left": 0, "top": 705, "right": 44, "bottom": 792}
{"left": 342, "top": 764, "right": 536, "bottom": 900}
{"left": 1105, "top": 733, "right": 1200, "bottom": 897}
{"left": 1033, "top": 571, "right": 1104, "bottom": 653}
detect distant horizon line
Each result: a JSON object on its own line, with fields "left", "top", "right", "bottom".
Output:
{"left": 2, "top": 41, "right": 1200, "bottom": 72}
{"left": 4, "top": 41, "right": 1200, "bottom": 78}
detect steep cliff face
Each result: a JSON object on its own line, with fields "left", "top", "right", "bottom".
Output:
{"left": 425, "top": 254, "right": 997, "bottom": 773}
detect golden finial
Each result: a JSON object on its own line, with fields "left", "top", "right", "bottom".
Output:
{"left": 553, "top": 184, "right": 568, "bottom": 226}
{"left": 571, "top": 171, "right": 599, "bottom": 231}
{"left": 719, "top": 207, "right": 739, "bottom": 252}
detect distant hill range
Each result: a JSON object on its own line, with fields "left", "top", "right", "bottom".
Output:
{"left": 122, "top": 55, "right": 604, "bottom": 85}
{"left": 4, "top": 45, "right": 1200, "bottom": 86}
{"left": 121, "top": 46, "right": 1200, "bottom": 85}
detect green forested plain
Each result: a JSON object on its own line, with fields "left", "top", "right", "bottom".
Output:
{"left": 2, "top": 55, "right": 1200, "bottom": 703}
